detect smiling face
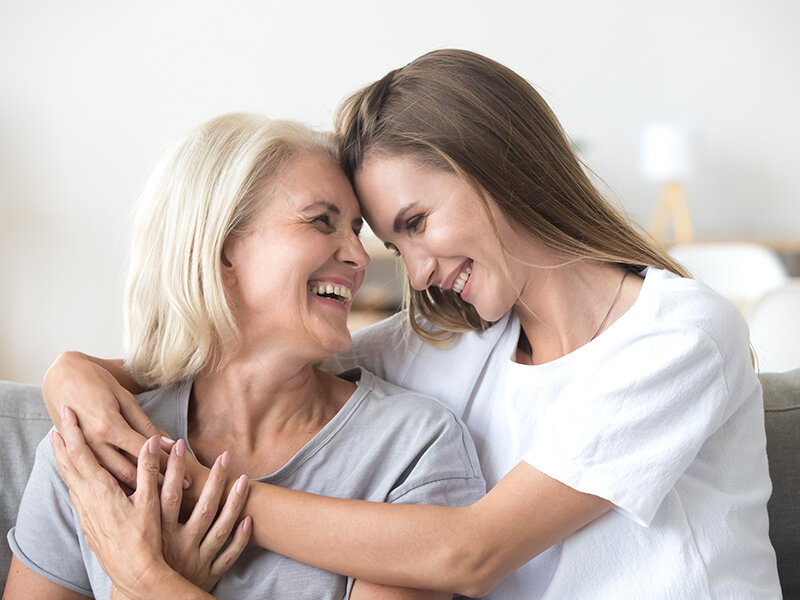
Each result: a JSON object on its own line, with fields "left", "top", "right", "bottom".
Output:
{"left": 354, "top": 153, "right": 543, "bottom": 323}
{"left": 222, "top": 151, "right": 369, "bottom": 361}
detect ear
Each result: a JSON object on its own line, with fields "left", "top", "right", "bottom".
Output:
{"left": 220, "top": 240, "right": 237, "bottom": 288}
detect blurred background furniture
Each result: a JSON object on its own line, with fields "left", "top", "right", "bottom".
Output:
{"left": 347, "top": 234, "right": 403, "bottom": 331}
{"left": 749, "top": 282, "right": 800, "bottom": 373}
{"left": 668, "top": 242, "right": 790, "bottom": 311}
{"left": 2, "top": 370, "right": 799, "bottom": 596}
{"left": 641, "top": 122, "right": 695, "bottom": 245}
{"left": 697, "top": 235, "right": 800, "bottom": 277}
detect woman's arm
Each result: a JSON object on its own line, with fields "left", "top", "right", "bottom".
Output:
{"left": 239, "top": 465, "right": 610, "bottom": 597}
{"left": 42, "top": 352, "right": 167, "bottom": 488}
{"left": 3, "top": 556, "right": 90, "bottom": 600}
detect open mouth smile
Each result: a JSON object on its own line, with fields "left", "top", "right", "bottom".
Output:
{"left": 308, "top": 283, "right": 353, "bottom": 304}
{"left": 451, "top": 261, "right": 473, "bottom": 295}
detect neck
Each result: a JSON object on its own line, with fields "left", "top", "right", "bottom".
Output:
{"left": 188, "top": 346, "right": 351, "bottom": 469}
{"left": 513, "top": 261, "right": 639, "bottom": 365}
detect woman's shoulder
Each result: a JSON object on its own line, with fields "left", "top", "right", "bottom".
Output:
{"left": 133, "top": 380, "right": 190, "bottom": 438}
{"left": 348, "top": 368, "right": 484, "bottom": 485}
{"left": 633, "top": 268, "right": 749, "bottom": 351}
{"left": 355, "top": 367, "right": 469, "bottom": 429}
{"left": 592, "top": 268, "right": 758, "bottom": 410}
{"left": 325, "top": 310, "right": 516, "bottom": 390}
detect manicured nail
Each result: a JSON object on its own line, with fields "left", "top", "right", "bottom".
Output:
{"left": 235, "top": 474, "right": 248, "bottom": 495}
{"left": 147, "top": 435, "right": 160, "bottom": 454}
{"left": 242, "top": 515, "right": 252, "bottom": 533}
{"left": 161, "top": 435, "right": 174, "bottom": 444}
{"left": 174, "top": 439, "right": 185, "bottom": 457}
{"left": 220, "top": 450, "right": 230, "bottom": 469}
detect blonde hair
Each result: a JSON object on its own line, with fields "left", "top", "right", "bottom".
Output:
{"left": 336, "top": 49, "right": 687, "bottom": 344}
{"left": 125, "top": 113, "right": 336, "bottom": 387}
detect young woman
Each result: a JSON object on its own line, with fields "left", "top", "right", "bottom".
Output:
{"left": 4, "top": 113, "right": 483, "bottom": 600}
{"left": 36, "top": 50, "right": 781, "bottom": 598}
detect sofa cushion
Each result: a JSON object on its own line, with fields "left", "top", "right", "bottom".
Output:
{"left": 0, "top": 381, "right": 51, "bottom": 593}
{"left": 760, "top": 368, "right": 800, "bottom": 597}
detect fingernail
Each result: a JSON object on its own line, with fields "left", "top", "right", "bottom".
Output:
{"left": 49, "top": 430, "right": 56, "bottom": 443}
{"left": 182, "top": 478, "right": 190, "bottom": 489}
{"left": 220, "top": 450, "right": 230, "bottom": 469}
{"left": 235, "top": 474, "right": 248, "bottom": 495}
{"left": 59, "top": 405, "right": 68, "bottom": 421}
{"left": 148, "top": 435, "right": 160, "bottom": 454}
{"left": 242, "top": 515, "right": 252, "bottom": 533}
{"left": 161, "top": 435, "right": 175, "bottom": 444}
{"left": 174, "top": 439, "right": 185, "bottom": 457}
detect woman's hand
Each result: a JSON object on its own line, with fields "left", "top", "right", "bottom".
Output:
{"left": 159, "top": 439, "right": 253, "bottom": 591}
{"left": 51, "top": 406, "right": 251, "bottom": 598}
{"left": 51, "top": 406, "right": 176, "bottom": 597}
{"left": 43, "top": 351, "right": 171, "bottom": 490}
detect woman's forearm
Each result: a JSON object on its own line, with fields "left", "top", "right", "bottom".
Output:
{"left": 239, "top": 464, "right": 611, "bottom": 598}
{"left": 242, "top": 483, "right": 488, "bottom": 596}
{"left": 122, "top": 567, "right": 215, "bottom": 600}
{"left": 44, "top": 351, "right": 142, "bottom": 397}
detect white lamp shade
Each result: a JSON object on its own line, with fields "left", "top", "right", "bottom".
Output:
{"left": 640, "top": 122, "right": 694, "bottom": 182}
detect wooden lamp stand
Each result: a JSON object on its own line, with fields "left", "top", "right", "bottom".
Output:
{"left": 649, "top": 181, "right": 694, "bottom": 245}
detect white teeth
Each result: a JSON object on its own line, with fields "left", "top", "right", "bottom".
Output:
{"left": 451, "top": 266, "right": 472, "bottom": 294}
{"left": 308, "top": 283, "right": 352, "bottom": 302}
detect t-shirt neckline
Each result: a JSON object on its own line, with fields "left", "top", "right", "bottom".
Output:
{"left": 175, "top": 368, "right": 374, "bottom": 483}
{"left": 508, "top": 267, "right": 654, "bottom": 371}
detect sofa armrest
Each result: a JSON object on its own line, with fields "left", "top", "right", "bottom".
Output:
{"left": 0, "top": 381, "right": 52, "bottom": 593}
{"left": 759, "top": 368, "right": 800, "bottom": 598}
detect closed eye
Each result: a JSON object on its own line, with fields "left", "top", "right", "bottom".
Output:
{"left": 311, "top": 214, "right": 334, "bottom": 229}
{"left": 384, "top": 242, "right": 401, "bottom": 257}
{"left": 405, "top": 214, "right": 426, "bottom": 234}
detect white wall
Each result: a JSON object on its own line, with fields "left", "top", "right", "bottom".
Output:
{"left": 1, "top": 0, "right": 798, "bottom": 383}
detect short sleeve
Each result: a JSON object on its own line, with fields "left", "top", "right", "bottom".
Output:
{"left": 7, "top": 433, "right": 93, "bottom": 596}
{"left": 382, "top": 397, "right": 485, "bottom": 508}
{"left": 522, "top": 325, "right": 742, "bottom": 527}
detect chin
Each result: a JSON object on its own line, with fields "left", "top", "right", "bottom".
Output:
{"left": 318, "top": 328, "right": 353, "bottom": 357}
{"left": 472, "top": 300, "right": 513, "bottom": 323}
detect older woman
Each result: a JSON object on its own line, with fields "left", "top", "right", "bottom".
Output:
{"left": 4, "top": 113, "right": 484, "bottom": 599}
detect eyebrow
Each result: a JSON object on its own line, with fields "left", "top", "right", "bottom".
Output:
{"left": 302, "top": 201, "right": 341, "bottom": 215}
{"left": 393, "top": 203, "right": 417, "bottom": 234}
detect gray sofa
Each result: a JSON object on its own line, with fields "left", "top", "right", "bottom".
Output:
{"left": 2, "top": 372, "right": 799, "bottom": 597}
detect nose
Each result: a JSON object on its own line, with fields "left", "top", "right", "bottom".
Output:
{"left": 337, "top": 232, "right": 371, "bottom": 271}
{"left": 404, "top": 250, "right": 436, "bottom": 291}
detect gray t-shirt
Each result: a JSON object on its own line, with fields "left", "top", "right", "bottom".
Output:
{"left": 8, "top": 368, "right": 485, "bottom": 599}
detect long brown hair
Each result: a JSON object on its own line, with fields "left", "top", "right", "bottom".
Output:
{"left": 336, "top": 49, "right": 687, "bottom": 344}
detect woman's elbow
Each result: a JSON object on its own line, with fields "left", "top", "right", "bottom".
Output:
{"left": 438, "top": 527, "right": 506, "bottom": 597}
{"left": 452, "top": 558, "right": 504, "bottom": 598}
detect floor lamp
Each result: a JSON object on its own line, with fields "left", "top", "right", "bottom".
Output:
{"left": 641, "top": 122, "right": 695, "bottom": 245}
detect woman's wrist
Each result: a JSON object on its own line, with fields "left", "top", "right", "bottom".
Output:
{"left": 121, "top": 558, "right": 212, "bottom": 600}
{"left": 42, "top": 351, "right": 88, "bottom": 422}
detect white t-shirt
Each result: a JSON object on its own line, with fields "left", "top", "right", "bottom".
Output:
{"left": 326, "top": 268, "right": 781, "bottom": 599}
